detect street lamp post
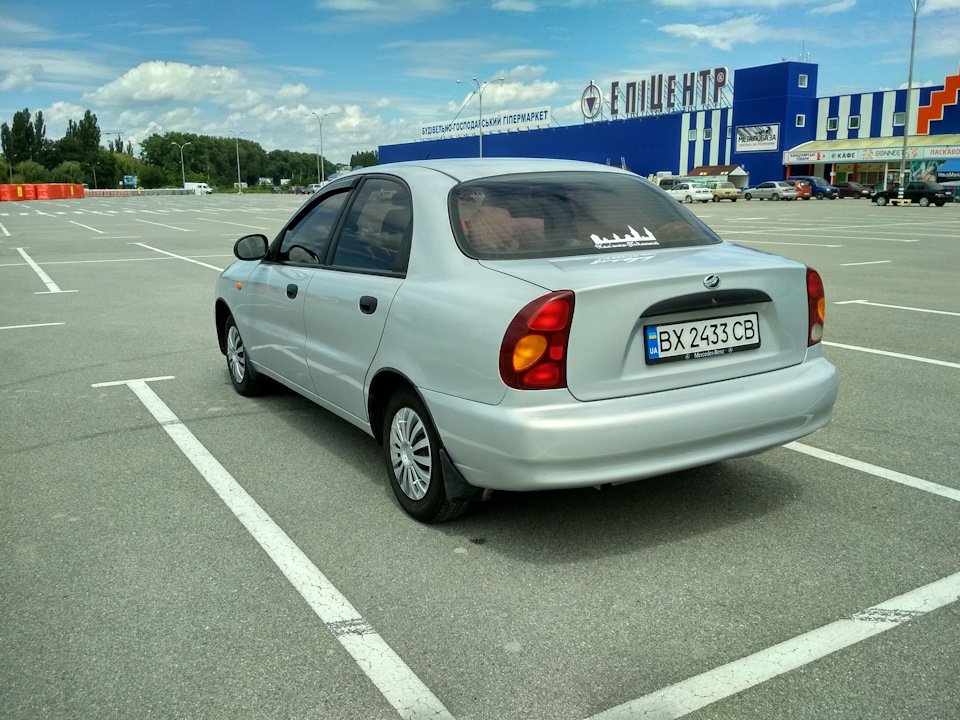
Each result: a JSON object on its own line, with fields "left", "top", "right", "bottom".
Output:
{"left": 171, "top": 141, "right": 191, "bottom": 186}
{"left": 457, "top": 76, "right": 504, "bottom": 157}
{"left": 315, "top": 143, "right": 322, "bottom": 185}
{"left": 897, "top": 0, "right": 922, "bottom": 203}
{"left": 306, "top": 112, "right": 335, "bottom": 184}
{"left": 229, "top": 131, "right": 246, "bottom": 193}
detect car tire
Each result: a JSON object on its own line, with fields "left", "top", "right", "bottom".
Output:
{"left": 875, "top": 196, "right": 888, "bottom": 206}
{"left": 772, "top": 194, "right": 780, "bottom": 201}
{"left": 382, "top": 389, "right": 469, "bottom": 523}
{"left": 815, "top": 192, "right": 824, "bottom": 200}
{"left": 224, "top": 315, "right": 265, "bottom": 397}
{"left": 731, "top": 198, "right": 737, "bottom": 202}
{"left": 918, "top": 197, "right": 930, "bottom": 207}
{"left": 744, "top": 193, "right": 752, "bottom": 200}
{"left": 936, "top": 202, "right": 945, "bottom": 207}
{"left": 684, "top": 195, "right": 693, "bottom": 204}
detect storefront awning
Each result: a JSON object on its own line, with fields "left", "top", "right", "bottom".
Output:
{"left": 783, "top": 134, "right": 960, "bottom": 164}
{"left": 936, "top": 158, "right": 960, "bottom": 181}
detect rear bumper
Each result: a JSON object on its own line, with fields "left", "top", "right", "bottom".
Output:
{"left": 424, "top": 354, "right": 838, "bottom": 491}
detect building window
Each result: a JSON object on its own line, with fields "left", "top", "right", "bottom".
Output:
{"left": 703, "top": 128, "right": 713, "bottom": 140}
{"left": 827, "top": 117, "right": 839, "bottom": 131}
{"left": 893, "top": 111, "right": 906, "bottom": 127}
{"left": 798, "top": 74, "right": 808, "bottom": 88}
{"left": 796, "top": 114, "right": 805, "bottom": 127}
{"left": 848, "top": 115, "right": 860, "bottom": 129}
{"left": 688, "top": 129, "right": 697, "bottom": 141}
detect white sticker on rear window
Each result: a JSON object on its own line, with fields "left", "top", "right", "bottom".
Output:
{"left": 590, "top": 225, "right": 659, "bottom": 250}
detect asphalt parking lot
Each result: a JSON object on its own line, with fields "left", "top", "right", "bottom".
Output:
{"left": 2, "top": 192, "right": 958, "bottom": 720}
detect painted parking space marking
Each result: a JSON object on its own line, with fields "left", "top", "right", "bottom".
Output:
{"left": 69, "top": 220, "right": 105, "bottom": 234}
{"left": 196, "top": 216, "right": 269, "bottom": 230}
{"left": 14, "top": 247, "right": 77, "bottom": 294}
{"left": 787, "top": 442, "right": 960, "bottom": 502}
{"left": 588, "top": 571, "right": 960, "bottom": 720}
{"left": 133, "top": 243, "right": 225, "bottom": 271}
{"left": 91, "top": 376, "right": 455, "bottom": 720}
{"left": 840, "top": 260, "right": 892, "bottom": 266}
{"left": 0, "top": 222, "right": 9, "bottom": 236}
{"left": 0, "top": 322, "right": 65, "bottom": 331}
{"left": 835, "top": 299, "right": 960, "bottom": 317}
{"left": 135, "top": 219, "right": 191, "bottom": 232}
{"left": 823, "top": 341, "right": 960, "bottom": 369}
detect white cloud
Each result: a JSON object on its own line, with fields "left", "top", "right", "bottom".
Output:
{"left": 810, "top": 0, "right": 856, "bottom": 14}
{"left": 83, "top": 61, "right": 259, "bottom": 109}
{"left": 659, "top": 15, "right": 771, "bottom": 51}
{"left": 277, "top": 83, "right": 310, "bottom": 101}
{"left": 0, "top": 64, "right": 42, "bottom": 91}
{"left": 493, "top": 0, "right": 539, "bottom": 10}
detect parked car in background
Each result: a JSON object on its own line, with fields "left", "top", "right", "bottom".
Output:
{"left": 214, "top": 158, "right": 837, "bottom": 522}
{"left": 786, "top": 175, "right": 838, "bottom": 200}
{"left": 665, "top": 181, "right": 713, "bottom": 203}
{"left": 709, "top": 181, "right": 741, "bottom": 202}
{"left": 872, "top": 181, "right": 954, "bottom": 207}
{"left": 743, "top": 181, "right": 798, "bottom": 201}
{"left": 785, "top": 179, "right": 812, "bottom": 200}
{"left": 835, "top": 181, "right": 873, "bottom": 199}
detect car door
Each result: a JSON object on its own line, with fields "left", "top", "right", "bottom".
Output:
{"left": 241, "top": 184, "right": 354, "bottom": 392}
{"left": 302, "top": 176, "right": 411, "bottom": 423}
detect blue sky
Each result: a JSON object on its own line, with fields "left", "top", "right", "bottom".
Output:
{"left": 2, "top": 0, "right": 959, "bottom": 164}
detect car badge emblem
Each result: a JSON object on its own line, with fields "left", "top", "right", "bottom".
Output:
{"left": 703, "top": 274, "right": 721, "bottom": 289}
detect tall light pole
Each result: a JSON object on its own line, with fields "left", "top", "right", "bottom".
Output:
{"left": 457, "top": 76, "right": 504, "bottom": 157}
{"left": 229, "top": 130, "right": 246, "bottom": 193}
{"left": 315, "top": 143, "right": 322, "bottom": 185}
{"left": 898, "top": 0, "right": 922, "bottom": 202}
{"left": 171, "top": 140, "right": 191, "bottom": 186}
{"left": 306, "top": 112, "right": 335, "bottom": 183}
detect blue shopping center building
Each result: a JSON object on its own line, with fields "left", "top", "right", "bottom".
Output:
{"left": 380, "top": 59, "right": 960, "bottom": 189}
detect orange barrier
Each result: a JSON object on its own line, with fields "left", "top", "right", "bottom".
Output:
{"left": 0, "top": 183, "right": 85, "bottom": 201}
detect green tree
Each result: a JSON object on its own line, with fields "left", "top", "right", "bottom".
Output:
{"left": 1, "top": 108, "right": 36, "bottom": 165}
{"left": 50, "top": 161, "right": 84, "bottom": 183}
{"left": 13, "top": 160, "right": 50, "bottom": 183}
{"left": 32, "top": 111, "right": 47, "bottom": 166}
{"left": 350, "top": 150, "right": 379, "bottom": 168}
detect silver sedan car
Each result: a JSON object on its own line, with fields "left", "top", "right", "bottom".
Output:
{"left": 743, "top": 181, "right": 799, "bottom": 201}
{"left": 215, "top": 158, "right": 838, "bottom": 522}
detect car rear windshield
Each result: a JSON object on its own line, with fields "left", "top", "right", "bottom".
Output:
{"left": 449, "top": 171, "right": 720, "bottom": 259}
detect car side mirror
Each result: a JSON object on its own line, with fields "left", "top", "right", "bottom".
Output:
{"left": 234, "top": 234, "right": 268, "bottom": 261}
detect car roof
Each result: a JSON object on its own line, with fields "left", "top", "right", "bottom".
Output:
{"left": 352, "top": 157, "right": 636, "bottom": 183}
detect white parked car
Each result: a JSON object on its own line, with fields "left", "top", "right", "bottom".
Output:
{"left": 215, "top": 158, "right": 838, "bottom": 522}
{"left": 665, "top": 182, "right": 713, "bottom": 203}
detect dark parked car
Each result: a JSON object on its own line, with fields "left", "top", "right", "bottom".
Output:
{"left": 835, "top": 181, "right": 873, "bottom": 199}
{"left": 872, "top": 181, "right": 954, "bottom": 207}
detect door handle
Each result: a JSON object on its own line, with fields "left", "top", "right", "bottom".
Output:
{"left": 359, "top": 295, "right": 378, "bottom": 314}
{"left": 286, "top": 284, "right": 298, "bottom": 299}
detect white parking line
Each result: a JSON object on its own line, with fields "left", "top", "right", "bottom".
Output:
{"left": 823, "top": 341, "right": 960, "bottom": 369}
{"left": 14, "top": 247, "right": 77, "bottom": 294}
{"left": 197, "top": 216, "right": 269, "bottom": 230}
{"left": 0, "top": 322, "right": 65, "bottom": 330}
{"left": 0, "top": 222, "right": 10, "bottom": 236}
{"left": 133, "top": 243, "right": 225, "bottom": 271}
{"left": 135, "top": 219, "right": 191, "bottom": 232}
{"left": 69, "top": 220, "right": 105, "bottom": 234}
{"left": 841, "top": 260, "right": 892, "bottom": 266}
{"left": 787, "top": 442, "right": 960, "bottom": 502}
{"left": 588, "top": 571, "right": 960, "bottom": 720}
{"left": 835, "top": 299, "right": 960, "bottom": 317}
{"left": 91, "top": 376, "right": 455, "bottom": 720}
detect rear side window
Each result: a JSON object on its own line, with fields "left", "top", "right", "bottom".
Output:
{"left": 450, "top": 171, "right": 720, "bottom": 259}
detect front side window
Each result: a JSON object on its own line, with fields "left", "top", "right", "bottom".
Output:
{"left": 278, "top": 187, "right": 352, "bottom": 263}
{"left": 332, "top": 177, "right": 410, "bottom": 272}
{"left": 450, "top": 171, "right": 720, "bottom": 260}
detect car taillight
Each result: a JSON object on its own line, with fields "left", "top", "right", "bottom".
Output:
{"left": 807, "top": 267, "right": 825, "bottom": 346}
{"left": 499, "top": 291, "right": 574, "bottom": 390}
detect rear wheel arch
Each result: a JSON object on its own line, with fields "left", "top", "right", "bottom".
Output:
{"left": 215, "top": 300, "right": 231, "bottom": 354}
{"left": 368, "top": 370, "right": 418, "bottom": 445}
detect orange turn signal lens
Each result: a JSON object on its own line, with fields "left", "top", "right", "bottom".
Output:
{"left": 513, "top": 334, "right": 548, "bottom": 372}
{"left": 236, "top": 282, "right": 242, "bottom": 290}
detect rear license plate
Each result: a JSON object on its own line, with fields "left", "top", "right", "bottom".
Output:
{"left": 645, "top": 312, "right": 760, "bottom": 364}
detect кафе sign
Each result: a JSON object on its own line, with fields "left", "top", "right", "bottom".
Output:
{"left": 581, "top": 67, "right": 729, "bottom": 119}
